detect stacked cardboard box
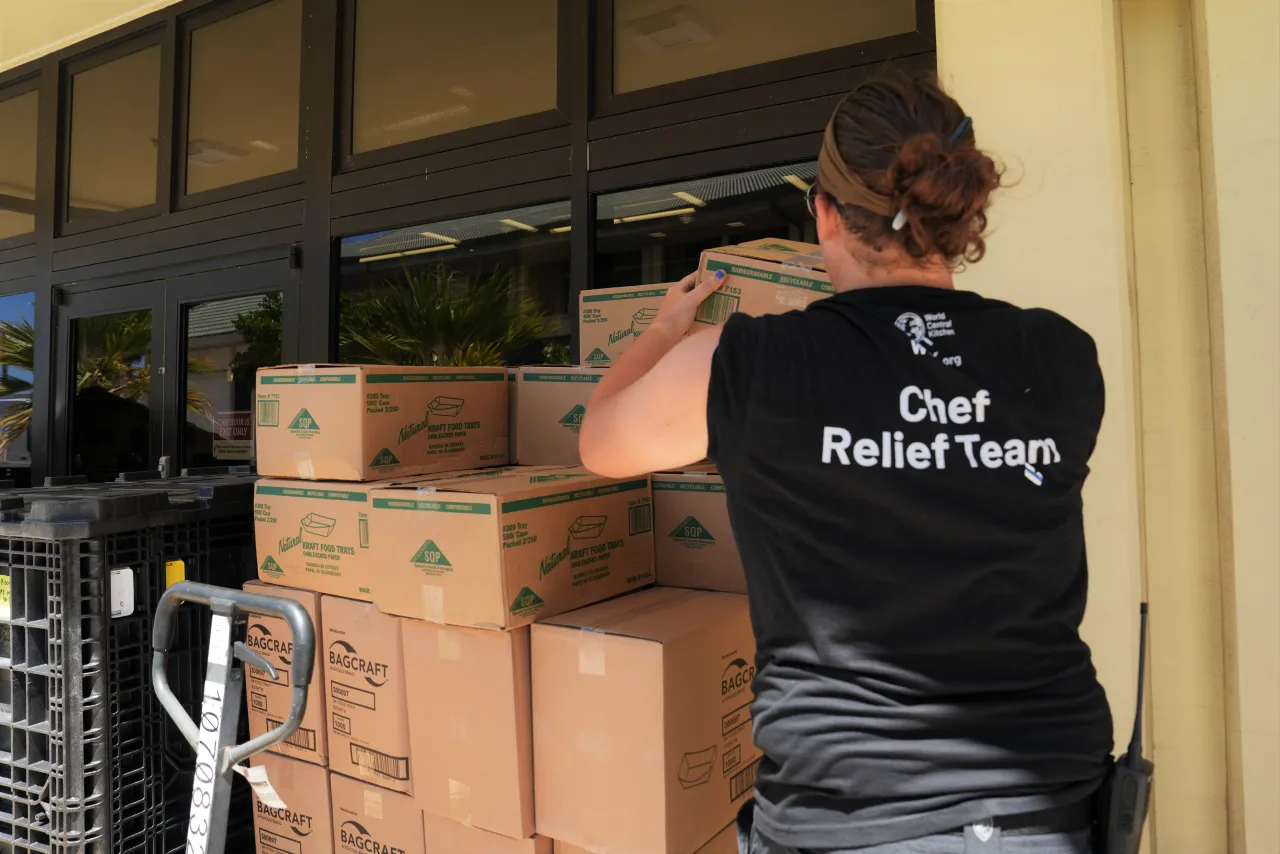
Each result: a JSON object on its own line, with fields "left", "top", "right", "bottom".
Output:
{"left": 246, "top": 238, "right": 827, "bottom": 854}
{"left": 249, "top": 365, "right": 658, "bottom": 853}
{"left": 533, "top": 587, "right": 760, "bottom": 854}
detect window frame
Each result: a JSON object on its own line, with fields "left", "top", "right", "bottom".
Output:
{"left": 334, "top": 0, "right": 574, "bottom": 176}
{"left": 173, "top": 0, "right": 308, "bottom": 211}
{"left": 333, "top": 189, "right": 577, "bottom": 357}
{"left": 594, "top": 0, "right": 936, "bottom": 119}
{"left": 0, "top": 75, "right": 44, "bottom": 252}
{"left": 59, "top": 30, "right": 170, "bottom": 237}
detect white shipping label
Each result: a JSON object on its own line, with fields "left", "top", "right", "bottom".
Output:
{"left": 236, "top": 764, "right": 287, "bottom": 810}
{"left": 109, "top": 569, "right": 135, "bottom": 618}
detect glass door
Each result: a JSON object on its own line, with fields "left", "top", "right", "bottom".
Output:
{"left": 162, "top": 261, "right": 298, "bottom": 473}
{"left": 54, "top": 282, "right": 166, "bottom": 482}
{"left": 52, "top": 262, "right": 298, "bottom": 482}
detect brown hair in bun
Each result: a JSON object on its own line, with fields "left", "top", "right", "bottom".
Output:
{"left": 823, "top": 72, "right": 1003, "bottom": 266}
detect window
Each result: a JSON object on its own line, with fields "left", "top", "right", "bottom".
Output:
{"left": 184, "top": 293, "right": 284, "bottom": 469}
{"left": 0, "top": 292, "right": 36, "bottom": 487}
{"left": 186, "top": 0, "right": 303, "bottom": 195}
{"left": 339, "top": 202, "right": 572, "bottom": 366}
{"left": 71, "top": 308, "right": 153, "bottom": 482}
{"left": 596, "top": 162, "right": 816, "bottom": 287}
{"left": 350, "top": 0, "right": 559, "bottom": 154}
{"left": 0, "top": 90, "right": 38, "bottom": 241}
{"left": 68, "top": 45, "right": 162, "bottom": 221}
{"left": 612, "top": 0, "right": 916, "bottom": 94}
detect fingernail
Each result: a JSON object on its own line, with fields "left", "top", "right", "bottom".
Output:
{"left": 714, "top": 270, "right": 726, "bottom": 281}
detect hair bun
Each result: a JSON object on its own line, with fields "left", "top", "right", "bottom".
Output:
{"left": 888, "top": 132, "right": 1002, "bottom": 263}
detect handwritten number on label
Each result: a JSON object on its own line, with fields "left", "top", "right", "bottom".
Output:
{"left": 188, "top": 680, "right": 224, "bottom": 851}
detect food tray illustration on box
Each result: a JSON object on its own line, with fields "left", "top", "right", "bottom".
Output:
{"left": 428, "top": 395, "right": 465, "bottom": 417}
{"left": 568, "top": 514, "right": 608, "bottom": 539}
{"left": 300, "top": 512, "right": 337, "bottom": 536}
{"left": 678, "top": 746, "right": 718, "bottom": 789}
{"left": 631, "top": 307, "right": 659, "bottom": 331}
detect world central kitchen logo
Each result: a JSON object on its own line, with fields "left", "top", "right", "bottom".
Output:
{"left": 539, "top": 515, "right": 608, "bottom": 577}
{"left": 257, "top": 800, "right": 312, "bottom": 838}
{"left": 245, "top": 623, "right": 293, "bottom": 665}
{"left": 339, "top": 820, "right": 405, "bottom": 854}
{"left": 328, "top": 640, "right": 389, "bottom": 688}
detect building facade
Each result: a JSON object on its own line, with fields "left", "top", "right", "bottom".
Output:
{"left": 0, "top": 1, "right": 1275, "bottom": 851}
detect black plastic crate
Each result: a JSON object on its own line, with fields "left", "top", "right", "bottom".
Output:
{"left": 0, "top": 477, "right": 258, "bottom": 854}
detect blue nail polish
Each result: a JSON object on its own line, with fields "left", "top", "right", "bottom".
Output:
{"left": 714, "top": 269, "right": 726, "bottom": 281}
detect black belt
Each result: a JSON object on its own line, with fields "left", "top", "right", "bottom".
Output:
{"left": 947, "top": 798, "right": 1093, "bottom": 837}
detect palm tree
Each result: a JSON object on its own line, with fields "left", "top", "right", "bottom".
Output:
{"left": 339, "top": 264, "right": 558, "bottom": 366}
{"left": 0, "top": 312, "right": 215, "bottom": 453}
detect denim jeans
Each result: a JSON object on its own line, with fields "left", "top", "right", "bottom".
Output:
{"left": 736, "top": 802, "right": 1094, "bottom": 854}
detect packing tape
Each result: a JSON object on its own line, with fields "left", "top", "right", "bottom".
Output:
{"left": 363, "top": 787, "right": 384, "bottom": 819}
{"left": 780, "top": 249, "right": 824, "bottom": 271}
{"left": 421, "top": 585, "right": 446, "bottom": 624}
{"left": 436, "top": 629, "right": 462, "bottom": 662}
{"left": 293, "top": 452, "right": 316, "bottom": 479}
{"left": 448, "top": 778, "right": 473, "bottom": 825}
{"left": 416, "top": 486, "right": 438, "bottom": 496}
{"left": 577, "top": 630, "right": 606, "bottom": 677}
{"left": 298, "top": 363, "right": 317, "bottom": 374}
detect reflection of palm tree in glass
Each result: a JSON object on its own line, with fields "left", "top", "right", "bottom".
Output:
{"left": 340, "top": 265, "right": 557, "bottom": 366}
{"left": 0, "top": 311, "right": 215, "bottom": 452}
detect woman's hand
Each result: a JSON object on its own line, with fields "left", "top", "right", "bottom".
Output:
{"left": 651, "top": 269, "right": 726, "bottom": 337}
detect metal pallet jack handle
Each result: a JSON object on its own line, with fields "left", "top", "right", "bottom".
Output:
{"left": 152, "top": 581, "right": 316, "bottom": 854}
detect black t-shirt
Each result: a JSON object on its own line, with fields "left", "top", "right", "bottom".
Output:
{"left": 707, "top": 287, "right": 1114, "bottom": 849}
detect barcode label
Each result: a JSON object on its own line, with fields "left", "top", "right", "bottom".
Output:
{"left": 696, "top": 292, "right": 740, "bottom": 325}
{"left": 258, "top": 399, "right": 280, "bottom": 427}
{"left": 267, "top": 718, "right": 318, "bottom": 752}
{"left": 628, "top": 501, "right": 653, "bottom": 535}
{"left": 350, "top": 744, "right": 410, "bottom": 781}
{"left": 729, "top": 758, "right": 759, "bottom": 801}
{"left": 259, "top": 828, "right": 302, "bottom": 854}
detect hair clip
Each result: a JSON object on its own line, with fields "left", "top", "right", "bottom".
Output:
{"left": 892, "top": 210, "right": 908, "bottom": 231}
{"left": 949, "top": 116, "right": 973, "bottom": 147}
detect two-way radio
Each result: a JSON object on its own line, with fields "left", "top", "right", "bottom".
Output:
{"left": 1095, "top": 602, "right": 1154, "bottom": 854}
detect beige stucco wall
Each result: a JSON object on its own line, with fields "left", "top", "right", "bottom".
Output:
{"left": 1192, "top": 0, "right": 1280, "bottom": 851}
{"left": 936, "top": 0, "right": 1146, "bottom": 756}
{"left": 939, "top": 0, "right": 1278, "bottom": 851}
{"left": 1120, "top": 0, "right": 1230, "bottom": 850}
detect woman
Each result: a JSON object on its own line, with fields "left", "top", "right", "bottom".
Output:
{"left": 579, "top": 74, "right": 1113, "bottom": 854}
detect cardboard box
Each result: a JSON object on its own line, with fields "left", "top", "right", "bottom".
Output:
{"left": 508, "top": 368, "right": 519, "bottom": 462}
{"left": 243, "top": 581, "right": 328, "bottom": 766}
{"left": 255, "top": 365, "right": 508, "bottom": 481}
{"left": 512, "top": 368, "right": 605, "bottom": 467}
{"left": 696, "top": 239, "right": 833, "bottom": 324}
{"left": 554, "top": 823, "right": 736, "bottom": 854}
{"left": 322, "top": 597, "right": 412, "bottom": 794}
{"left": 330, "top": 772, "right": 424, "bottom": 854}
{"left": 533, "top": 588, "right": 759, "bottom": 854}
{"left": 251, "top": 752, "right": 334, "bottom": 854}
{"left": 578, "top": 285, "right": 670, "bottom": 366}
{"left": 255, "top": 478, "right": 384, "bottom": 601}
{"left": 652, "top": 468, "right": 746, "bottom": 595}
{"left": 368, "top": 467, "right": 654, "bottom": 629}
{"left": 423, "top": 813, "right": 553, "bottom": 854}
{"left": 402, "top": 621, "right": 533, "bottom": 838}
